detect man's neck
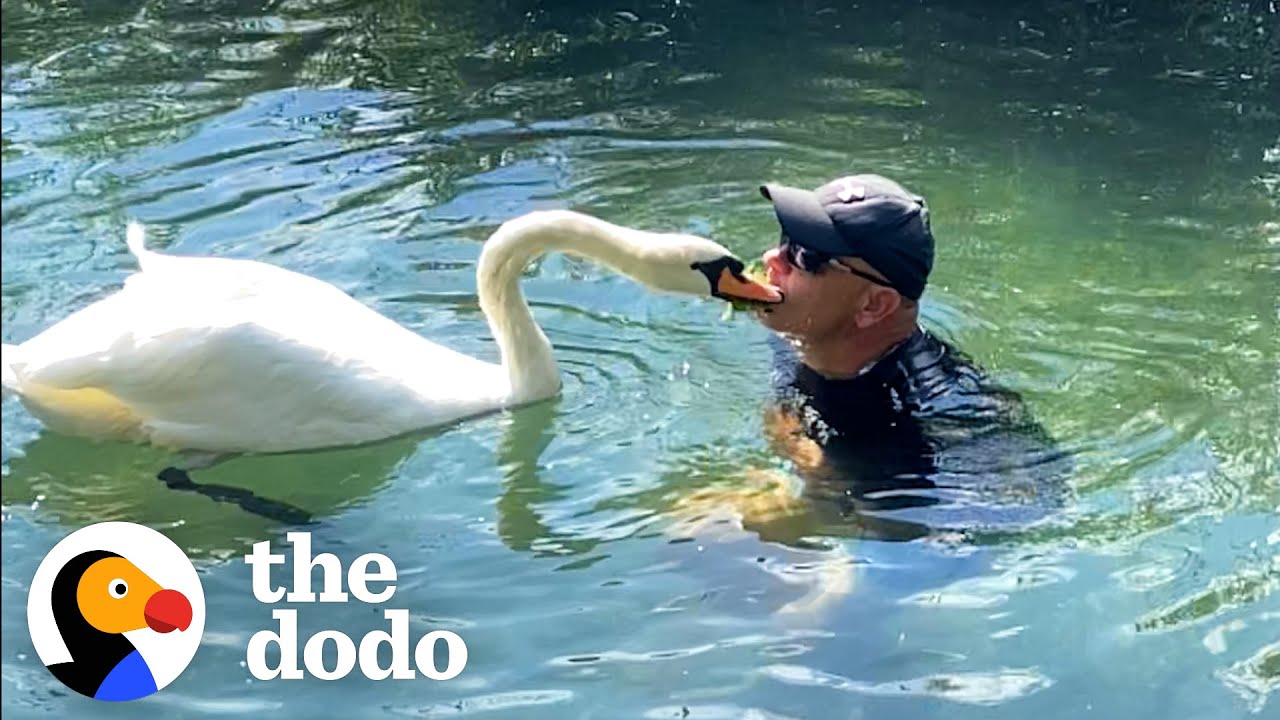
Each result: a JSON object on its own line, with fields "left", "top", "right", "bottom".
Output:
{"left": 797, "top": 318, "right": 917, "bottom": 380}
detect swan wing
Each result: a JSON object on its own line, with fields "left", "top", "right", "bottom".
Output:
{"left": 8, "top": 250, "right": 509, "bottom": 452}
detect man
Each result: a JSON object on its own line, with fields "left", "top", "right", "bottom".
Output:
{"left": 747, "top": 173, "right": 1069, "bottom": 541}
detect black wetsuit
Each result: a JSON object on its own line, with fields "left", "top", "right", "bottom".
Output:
{"left": 769, "top": 326, "right": 1071, "bottom": 541}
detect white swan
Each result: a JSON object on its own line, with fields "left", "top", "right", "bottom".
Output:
{"left": 1, "top": 210, "right": 781, "bottom": 458}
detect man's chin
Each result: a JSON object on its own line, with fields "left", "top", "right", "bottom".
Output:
{"left": 753, "top": 304, "right": 798, "bottom": 333}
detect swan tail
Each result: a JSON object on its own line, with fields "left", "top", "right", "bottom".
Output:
{"left": 126, "top": 220, "right": 157, "bottom": 271}
{"left": 2, "top": 343, "right": 20, "bottom": 393}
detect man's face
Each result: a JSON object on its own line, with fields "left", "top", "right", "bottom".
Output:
{"left": 754, "top": 240, "right": 875, "bottom": 342}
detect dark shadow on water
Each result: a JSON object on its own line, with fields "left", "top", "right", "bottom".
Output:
{"left": 155, "top": 466, "right": 317, "bottom": 527}
{"left": 0, "top": 427, "right": 441, "bottom": 560}
{"left": 2, "top": 399, "right": 598, "bottom": 563}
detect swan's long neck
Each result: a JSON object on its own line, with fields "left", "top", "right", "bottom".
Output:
{"left": 476, "top": 211, "right": 663, "bottom": 403}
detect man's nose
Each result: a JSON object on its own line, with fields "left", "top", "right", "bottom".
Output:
{"left": 763, "top": 247, "right": 789, "bottom": 275}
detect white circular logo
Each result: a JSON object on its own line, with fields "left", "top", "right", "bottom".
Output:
{"left": 27, "top": 522, "right": 206, "bottom": 702}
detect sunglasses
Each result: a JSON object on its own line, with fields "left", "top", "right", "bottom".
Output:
{"left": 778, "top": 236, "right": 898, "bottom": 290}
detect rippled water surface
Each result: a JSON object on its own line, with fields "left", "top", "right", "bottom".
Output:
{"left": 2, "top": 1, "right": 1277, "bottom": 718}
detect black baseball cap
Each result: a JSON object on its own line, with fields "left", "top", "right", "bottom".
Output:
{"left": 760, "top": 174, "right": 934, "bottom": 299}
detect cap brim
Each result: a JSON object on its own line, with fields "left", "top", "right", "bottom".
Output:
{"left": 760, "top": 184, "right": 846, "bottom": 255}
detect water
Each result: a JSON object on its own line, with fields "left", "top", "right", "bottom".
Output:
{"left": 2, "top": 0, "right": 1277, "bottom": 717}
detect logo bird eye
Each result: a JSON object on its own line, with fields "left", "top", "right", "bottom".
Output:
{"left": 109, "top": 579, "right": 128, "bottom": 599}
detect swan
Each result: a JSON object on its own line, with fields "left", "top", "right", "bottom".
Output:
{"left": 1, "top": 210, "right": 782, "bottom": 462}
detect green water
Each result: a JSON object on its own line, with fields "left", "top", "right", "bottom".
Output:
{"left": 2, "top": 1, "right": 1277, "bottom": 717}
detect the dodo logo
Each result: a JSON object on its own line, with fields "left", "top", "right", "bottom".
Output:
{"left": 26, "top": 522, "right": 205, "bottom": 702}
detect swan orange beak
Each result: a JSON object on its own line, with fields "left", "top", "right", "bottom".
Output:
{"left": 714, "top": 267, "right": 784, "bottom": 305}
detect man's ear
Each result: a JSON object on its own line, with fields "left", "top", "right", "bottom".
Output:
{"left": 855, "top": 287, "right": 902, "bottom": 329}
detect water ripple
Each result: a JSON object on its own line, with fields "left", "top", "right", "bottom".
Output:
{"left": 1135, "top": 554, "right": 1280, "bottom": 634}
{"left": 901, "top": 555, "right": 1076, "bottom": 609}
{"left": 1216, "top": 641, "right": 1280, "bottom": 715}
{"left": 1112, "top": 545, "right": 1202, "bottom": 592}
{"left": 383, "top": 689, "right": 575, "bottom": 717}
{"left": 645, "top": 705, "right": 799, "bottom": 720}
{"left": 547, "top": 630, "right": 832, "bottom": 667}
{"left": 759, "top": 663, "right": 1054, "bottom": 706}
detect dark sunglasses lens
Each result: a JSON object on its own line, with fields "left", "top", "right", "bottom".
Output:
{"left": 779, "top": 238, "right": 830, "bottom": 273}
{"left": 806, "top": 249, "right": 826, "bottom": 272}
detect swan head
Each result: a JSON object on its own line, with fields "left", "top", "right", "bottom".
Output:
{"left": 481, "top": 210, "right": 783, "bottom": 307}
{"left": 637, "top": 234, "right": 784, "bottom": 307}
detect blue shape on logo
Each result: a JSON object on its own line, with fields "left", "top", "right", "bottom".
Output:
{"left": 94, "top": 650, "right": 158, "bottom": 702}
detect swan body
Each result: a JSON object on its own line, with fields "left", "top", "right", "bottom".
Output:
{"left": 1, "top": 210, "right": 779, "bottom": 454}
